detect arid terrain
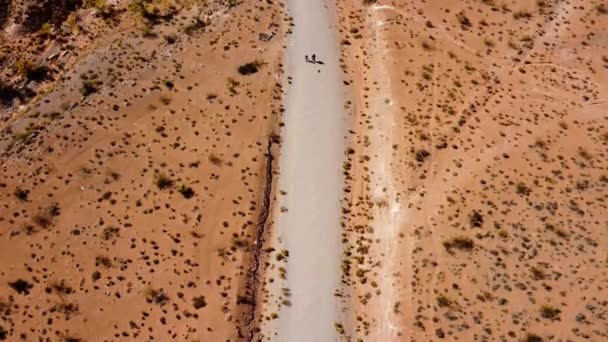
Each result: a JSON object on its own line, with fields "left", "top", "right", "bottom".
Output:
{"left": 335, "top": 0, "right": 608, "bottom": 341}
{"left": 0, "top": 0, "right": 287, "bottom": 340}
{"left": 1, "top": 0, "right": 608, "bottom": 341}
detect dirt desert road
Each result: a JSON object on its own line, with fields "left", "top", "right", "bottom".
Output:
{"left": 272, "top": 0, "right": 346, "bottom": 341}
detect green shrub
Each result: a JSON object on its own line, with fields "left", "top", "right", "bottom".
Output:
{"left": 16, "top": 59, "right": 50, "bottom": 81}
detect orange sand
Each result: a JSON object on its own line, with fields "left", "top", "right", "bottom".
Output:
{"left": 0, "top": 1, "right": 286, "bottom": 340}
{"left": 335, "top": 0, "right": 608, "bottom": 341}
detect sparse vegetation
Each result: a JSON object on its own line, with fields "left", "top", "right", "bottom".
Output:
{"left": 192, "top": 296, "right": 207, "bottom": 309}
{"left": 443, "top": 236, "right": 474, "bottom": 253}
{"left": 95, "top": 255, "right": 112, "bottom": 268}
{"left": 9, "top": 279, "right": 33, "bottom": 295}
{"left": 39, "top": 22, "right": 52, "bottom": 36}
{"left": 51, "top": 301, "right": 79, "bottom": 318}
{"left": 516, "top": 182, "right": 532, "bottom": 196}
{"left": 80, "top": 80, "right": 98, "bottom": 96}
{"left": 101, "top": 226, "right": 120, "bottom": 240}
{"left": 145, "top": 288, "right": 169, "bottom": 306}
{"left": 415, "top": 149, "right": 430, "bottom": 162}
{"left": 155, "top": 173, "right": 174, "bottom": 189}
{"left": 436, "top": 294, "right": 453, "bottom": 308}
{"left": 469, "top": 210, "right": 483, "bottom": 228}
{"left": 456, "top": 11, "right": 472, "bottom": 29}
{"left": 16, "top": 59, "right": 50, "bottom": 81}
{"left": 33, "top": 202, "right": 61, "bottom": 228}
{"left": 513, "top": 10, "right": 533, "bottom": 20}
{"left": 238, "top": 61, "right": 264, "bottom": 75}
{"left": 524, "top": 334, "right": 543, "bottom": 342}
{"left": 227, "top": 77, "right": 240, "bottom": 94}
{"left": 0, "top": 0, "right": 605, "bottom": 339}
{"left": 540, "top": 305, "right": 561, "bottom": 320}
{"left": 13, "top": 188, "right": 29, "bottom": 201}
{"left": 208, "top": 154, "right": 222, "bottom": 166}
{"left": 178, "top": 185, "right": 195, "bottom": 199}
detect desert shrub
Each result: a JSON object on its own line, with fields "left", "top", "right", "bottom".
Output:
{"left": 192, "top": 295, "right": 207, "bottom": 309}
{"left": 33, "top": 202, "right": 61, "bottom": 228}
{"left": 141, "top": 24, "right": 157, "bottom": 38}
{"left": 51, "top": 301, "right": 79, "bottom": 318}
{"left": 16, "top": 60, "right": 50, "bottom": 81}
{"left": 145, "top": 288, "right": 169, "bottom": 306}
{"left": 436, "top": 294, "right": 453, "bottom": 308}
{"left": 83, "top": 0, "right": 106, "bottom": 9}
{"left": 128, "top": 0, "right": 146, "bottom": 16}
{"left": 227, "top": 78, "right": 240, "bottom": 94}
{"left": 128, "top": 0, "right": 176, "bottom": 24}
{"left": 516, "top": 182, "right": 532, "bottom": 195}
{"left": 545, "top": 223, "right": 569, "bottom": 239}
{"left": 164, "top": 34, "right": 176, "bottom": 44}
{"left": 91, "top": 271, "right": 101, "bottom": 282}
{"left": 540, "top": 305, "right": 561, "bottom": 320}
{"left": 530, "top": 266, "right": 546, "bottom": 280}
{"left": 421, "top": 41, "right": 434, "bottom": 51}
{"left": 415, "top": 149, "right": 430, "bottom": 162}
{"left": 63, "top": 337, "right": 82, "bottom": 342}
{"left": 178, "top": 185, "right": 195, "bottom": 199}
{"left": 524, "top": 334, "right": 543, "bottom": 342}
{"left": 12, "top": 125, "right": 40, "bottom": 145}
{"left": 95, "top": 255, "right": 113, "bottom": 268}
{"left": 183, "top": 17, "right": 206, "bottom": 35}
{"left": 0, "top": 84, "right": 24, "bottom": 106}
{"left": 443, "top": 236, "right": 474, "bottom": 253}
{"left": 238, "top": 61, "right": 264, "bottom": 75}
{"left": 101, "top": 226, "right": 120, "bottom": 240}
{"left": 46, "top": 280, "right": 73, "bottom": 295}
{"left": 159, "top": 95, "right": 172, "bottom": 105}
{"left": 208, "top": 154, "right": 222, "bottom": 166}
{"left": 155, "top": 173, "right": 174, "bottom": 189}
{"left": 232, "top": 236, "right": 250, "bottom": 250}
{"left": 14, "top": 188, "right": 29, "bottom": 201}
{"left": 81, "top": 80, "right": 98, "bottom": 96}
{"left": 469, "top": 210, "right": 483, "bottom": 227}
{"left": 456, "top": 11, "right": 472, "bottom": 29}
{"left": 8, "top": 279, "right": 33, "bottom": 295}
{"left": 513, "top": 10, "right": 533, "bottom": 19}
{"left": 40, "top": 22, "right": 52, "bottom": 36}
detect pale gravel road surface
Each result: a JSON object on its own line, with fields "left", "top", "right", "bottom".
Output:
{"left": 273, "top": 0, "right": 346, "bottom": 341}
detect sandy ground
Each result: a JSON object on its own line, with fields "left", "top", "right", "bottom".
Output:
{"left": 2, "top": 0, "right": 608, "bottom": 341}
{"left": 0, "top": 1, "right": 286, "bottom": 340}
{"left": 256, "top": 0, "right": 347, "bottom": 340}
{"left": 335, "top": 0, "right": 608, "bottom": 341}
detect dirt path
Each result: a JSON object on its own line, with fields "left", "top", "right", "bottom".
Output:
{"left": 272, "top": 0, "right": 346, "bottom": 340}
